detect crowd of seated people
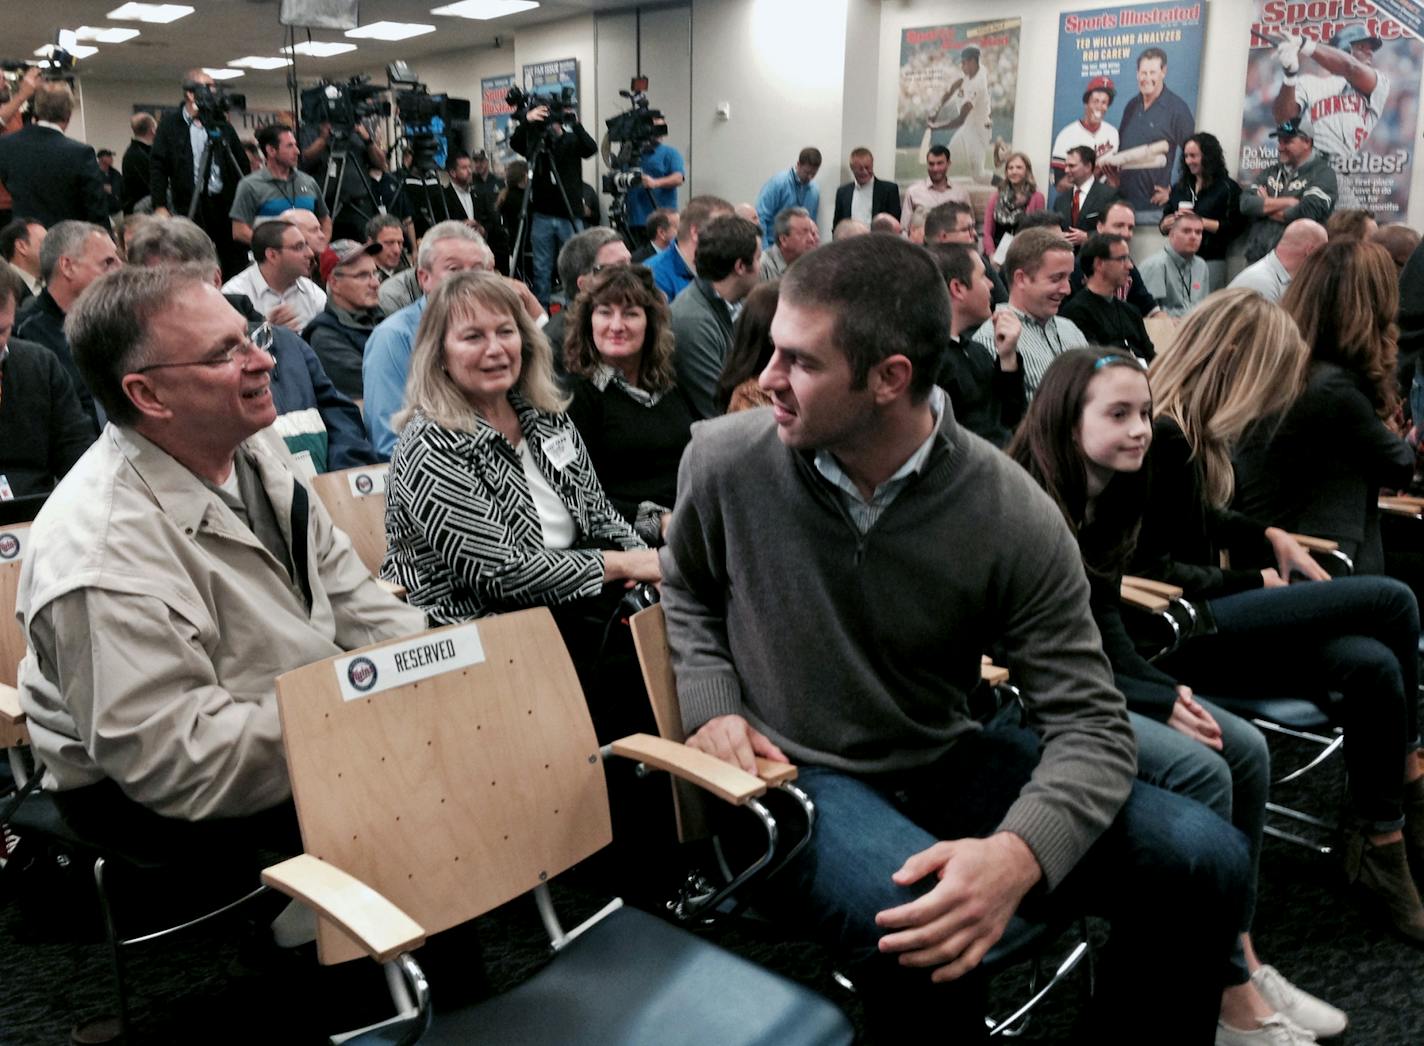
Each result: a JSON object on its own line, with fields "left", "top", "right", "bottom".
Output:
{"left": 7, "top": 100, "right": 1424, "bottom": 1046}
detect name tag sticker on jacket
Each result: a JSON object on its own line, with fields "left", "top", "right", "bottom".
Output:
{"left": 347, "top": 467, "right": 388, "bottom": 497}
{"left": 335, "top": 624, "right": 486, "bottom": 702}
{"left": 541, "top": 433, "right": 577, "bottom": 471}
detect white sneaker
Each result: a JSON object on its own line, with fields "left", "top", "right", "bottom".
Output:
{"left": 1251, "top": 965, "right": 1348, "bottom": 1039}
{"left": 1215, "top": 1014, "right": 1316, "bottom": 1046}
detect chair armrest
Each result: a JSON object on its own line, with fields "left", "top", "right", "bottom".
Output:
{"left": 754, "top": 757, "right": 798, "bottom": 786}
{"left": 608, "top": 733, "right": 768, "bottom": 805}
{"left": 980, "top": 662, "right": 1010, "bottom": 688}
{"left": 1121, "top": 583, "right": 1171, "bottom": 612}
{"left": 1380, "top": 495, "right": 1424, "bottom": 517}
{"left": 375, "top": 578, "right": 407, "bottom": 600}
{"left": 0, "top": 682, "right": 29, "bottom": 749}
{"left": 261, "top": 854, "right": 426, "bottom": 964}
{"left": 1290, "top": 533, "right": 1339, "bottom": 553}
{"left": 1121, "top": 575, "right": 1184, "bottom": 600}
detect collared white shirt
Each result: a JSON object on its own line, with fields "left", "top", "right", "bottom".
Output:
{"left": 451, "top": 184, "right": 475, "bottom": 221}
{"left": 221, "top": 264, "right": 327, "bottom": 331}
{"left": 851, "top": 180, "right": 874, "bottom": 224}
{"left": 182, "top": 106, "right": 223, "bottom": 195}
{"left": 971, "top": 308, "right": 1087, "bottom": 397}
{"left": 814, "top": 386, "right": 946, "bottom": 533}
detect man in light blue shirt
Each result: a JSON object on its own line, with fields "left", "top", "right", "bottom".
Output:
{"left": 646, "top": 194, "right": 732, "bottom": 303}
{"left": 755, "top": 147, "right": 822, "bottom": 247}
{"left": 362, "top": 223, "right": 493, "bottom": 458}
{"left": 626, "top": 119, "right": 685, "bottom": 236}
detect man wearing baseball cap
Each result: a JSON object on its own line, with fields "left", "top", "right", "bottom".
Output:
{"left": 302, "top": 239, "right": 385, "bottom": 400}
{"left": 1239, "top": 114, "right": 1337, "bottom": 263}
{"left": 1272, "top": 25, "right": 1389, "bottom": 207}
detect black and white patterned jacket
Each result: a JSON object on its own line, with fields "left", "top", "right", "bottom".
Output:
{"left": 383, "top": 397, "right": 644, "bottom": 624}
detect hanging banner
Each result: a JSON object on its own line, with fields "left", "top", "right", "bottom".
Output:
{"left": 1049, "top": 2, "right": 1207, "bottom": 221}
{"left": 480, "top": 73, "right": 518, "bottom": 173}
{"left": 894, "top": 18, "right": 1022, "bottom": 187}
{"left": 1242, "top": 2, "right": 1422, "bottom": 217}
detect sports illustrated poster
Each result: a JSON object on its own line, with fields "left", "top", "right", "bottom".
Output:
{"left": 521, "top": 58, "right": 579, "bottom": 102}
{"left": 480, "top": 74, "right": 518, "bottom": 173}
{"left": 894, "top": 19, "right": 1021, "bottom": 186}
{"left": 1241, "top": 2, "right": 1422, "bottom": 217}
{"left": 1049, "top": 2, "right": 1207, "bottom": 220}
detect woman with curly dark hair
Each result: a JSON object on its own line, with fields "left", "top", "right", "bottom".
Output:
{"left": 1159, "top": 132, "right": 1239, "bottom": 290}
{"left": 1235, "top": 237, "right": 1415, "bottom": 580}
{"left": 564, "top": 263, "right": 694, "bottom": 544}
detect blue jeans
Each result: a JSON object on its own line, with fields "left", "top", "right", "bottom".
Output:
{"left": 1131, "top": 702, "right": 1269, "bottom": 984}
{"left": 1162, "top": 575, "right": 1420, "bottom": 833}
{"left": 531, "top": 212, "right": 580, "bottom": 307}
{"left": 765, "top": 717, "right": 1248, "bottom": 1043}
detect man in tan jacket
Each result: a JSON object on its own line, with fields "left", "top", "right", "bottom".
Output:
{"left": 15, "top": 263, "right": 424, "bottom": 852}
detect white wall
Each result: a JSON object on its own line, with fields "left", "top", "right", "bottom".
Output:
{"left": 689, "top": 0, "right": 853, "bottom": 231}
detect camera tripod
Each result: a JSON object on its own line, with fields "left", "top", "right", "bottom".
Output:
{"left": 508, "top": 121, "right": 583, "bottom": 289}
{"left": 390, "top": 133, "right": 454, "bottom": 237}
{"left": 320, "top": 130, "right": 387, "bottom": 239}
{"left": 188, "top": 122, "right": 245, "bottom": 223}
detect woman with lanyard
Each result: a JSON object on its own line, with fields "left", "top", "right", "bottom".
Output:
{"left": 1159, "top": 132, "right": 1240, "bottom": 292}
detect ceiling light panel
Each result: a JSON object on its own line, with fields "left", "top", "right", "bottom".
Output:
{"left": 431, "top": 1, "right": 540, "bottom": 19}
{"left": 107, "top": 3, "right": 194, "bottom": 23}
{"left": 345, "top": 21, "right": 436, "bottom": 41}
{"left": 75, "top": 26, "right": 141, "bottom": 43}
{"left": 35, "top": 43, "right": 100, "bottom": 59}
{"left": 284, "top": 41, "right": 359, "bottom": 57}
{"left": 203, "top": 68, "right": 245, "bottom": 79}
{"left": 229, "top": 56, "right": 294, "bottom": 70}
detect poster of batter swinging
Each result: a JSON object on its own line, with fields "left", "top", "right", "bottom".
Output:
{"left": 1049, "top": 2, "right": 1208, "bottom": 221}
{"left": 1241, "top": 1, "right": 1422, "bottom": 217}
{"left": 894, "top": 18, "right": 1021, "bottom": 186}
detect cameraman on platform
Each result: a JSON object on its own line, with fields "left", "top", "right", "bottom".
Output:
{"left": 149, "top": 69, "right": 250, "bottom": 281}
{"left": 509, "top": 98, "right": 597, "bottom": 307}
{"left": 625, "top": 116, "right": 683, "bottom": 249}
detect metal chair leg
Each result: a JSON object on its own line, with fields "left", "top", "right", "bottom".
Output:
{"left": 93, "top": 856, "right": 131, "bottom": 1042}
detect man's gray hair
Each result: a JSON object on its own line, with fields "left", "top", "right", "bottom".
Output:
{"left": 40, "top": 221, "right": 109, "bottom": 283}
{"left": 774, "top": 206, "right": 812, "bottom": 243}
{"left": 65, "top": 263, "right": 215, "bottom": 427}
{"left": 125, "top": 216, "right": 220, "bottom": 272}
{"left": 416, "top": 221, "right": 488, "bottom": 271}
{"left": 557, "top": 227, "right": 623, "bottom": 294}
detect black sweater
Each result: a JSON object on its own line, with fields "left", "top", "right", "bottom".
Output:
{"left": 565, "top": 377, "right": 694, "bottom": 524}
{"left": 935, "top": 334, "right": 1026, "bottom": 447}
{"left": 1233, "top": 361, "right": 1413, "bottom": 575}
{"left": 1060, "top": 289, "right": 1155, "bottom": 361}
{"left": 0, "top": 338, "right": 95, "bottom": 498}
{"left": 14, "top": 290, "right": 100, "bottom": 433}
{"left": 1130, "top": 418, "right": 1271, "bottom": 598}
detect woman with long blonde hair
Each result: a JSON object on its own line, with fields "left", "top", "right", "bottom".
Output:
{"left": 383, "top": 270, "right": 658, "bottom": 628}
{"left": 983, "top": 151, "right": 1045, "bottom": 256}
{"left": 1135, "top": 288, "right": 1424, "bottom": 947}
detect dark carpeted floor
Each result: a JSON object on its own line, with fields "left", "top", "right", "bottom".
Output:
{"left": 3, "top": 733, "right": 1423, "bottom": 1045}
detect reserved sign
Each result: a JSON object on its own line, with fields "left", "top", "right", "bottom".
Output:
{"left": 334, "top": 624, "right": 486, "bottom": 702}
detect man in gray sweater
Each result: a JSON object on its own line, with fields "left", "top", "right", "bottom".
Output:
{"left": 661, "top": 234, "right": 1248, "bottom": 1042}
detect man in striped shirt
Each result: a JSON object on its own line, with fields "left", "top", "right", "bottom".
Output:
{"left": 970, "top": 227, "right": 1086, "bottom": 398}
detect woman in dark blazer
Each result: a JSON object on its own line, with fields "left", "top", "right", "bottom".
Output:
{"left": 1234, "top": 238, "right": 1415, "bottom": 579}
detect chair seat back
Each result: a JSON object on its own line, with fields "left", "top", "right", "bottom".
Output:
{"left": 310, "top": 465, "right": 392, "bottom": 577}
{"left": 275, "top": 607, "right": 613, "bottom": 964}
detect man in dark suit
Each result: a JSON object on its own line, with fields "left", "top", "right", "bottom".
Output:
{"left": 121, "top": 112, "right": 157, "bottom": 214}
{"left": 1053, "top": 145, "right": 1119, "bottom": 248}
{"left": 0, "top": 81, "right": 109, "bottom": 229}
{"left": 832, "top": 147, "right": 901, "bottom": 227}
{"left": 149, "top": 69, "right": 250, "bottom": 280}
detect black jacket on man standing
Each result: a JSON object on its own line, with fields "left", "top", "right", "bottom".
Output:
{"left": 121, "top": 137, "right": 153, "bottom": 213}
{"left": 149, "top": 107, "right": 250, "bottom": 278}
{"left": 832, "top": 177, "right": 902, "bottom": 226}
{"left": 0, "top": 125, "right": 109, "bottom": 228}
{"left": 509, "top": 120, "right": 598, "bottom": 222}
{"left": 14, "top": 289, "right": 100, "bottom": 432}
